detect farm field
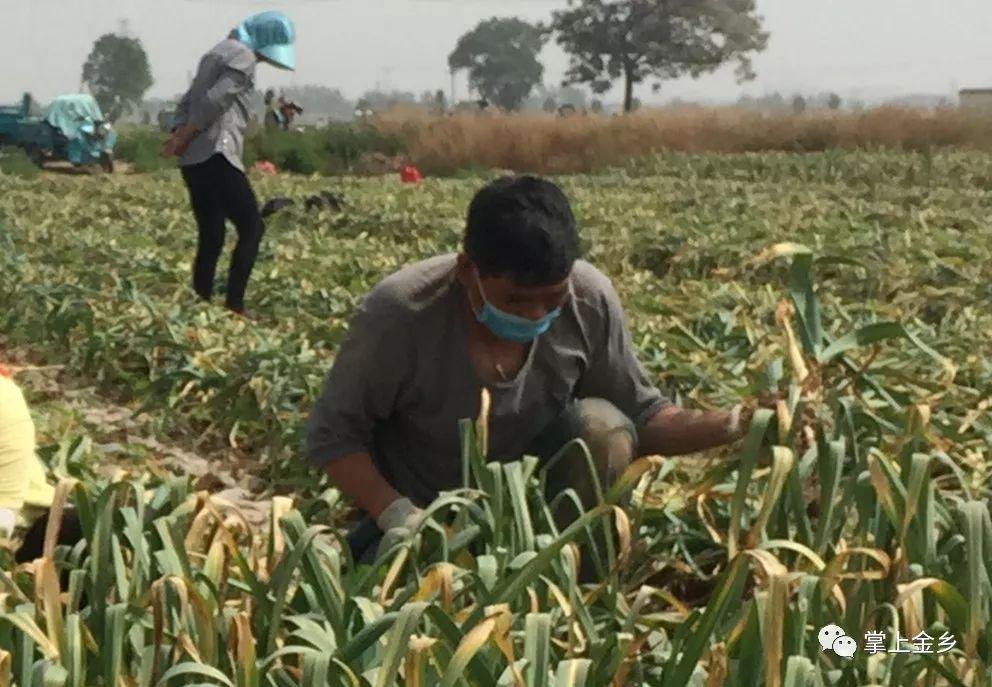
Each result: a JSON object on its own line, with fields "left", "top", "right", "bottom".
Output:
{"left": 0, "top": 150, "right": 990, "bottom": 685}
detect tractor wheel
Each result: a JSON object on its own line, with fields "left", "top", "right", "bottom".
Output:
{"left": 100, "top": 152, "right": 115, "bottom": 174}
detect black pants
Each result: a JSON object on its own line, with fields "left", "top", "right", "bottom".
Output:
{"left": 15, "top": 508, "right": 84, "bottom": 564}
{"left": 15, "top": 508, "right": 85, "bottom": 598}
{"left": 347, "top": 398, "right": 636, "bottom": 572}
{"left": 180, "top": 154, "right": 264, "bottom": 312}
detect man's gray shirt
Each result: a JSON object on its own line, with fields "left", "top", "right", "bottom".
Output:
{"left": 305, "top": 255, "right": 669, "bottom": 508}
{"left": 174, "top": 38, "right": 256, "bottom": 171}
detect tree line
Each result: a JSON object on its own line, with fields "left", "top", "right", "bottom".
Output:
{"left": 450, "top": 0, "right": 768, "bottom": 113}
{"left": 77, "top": 0, "right": 769, "bottom": 120}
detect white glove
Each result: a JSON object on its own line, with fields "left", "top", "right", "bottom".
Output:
{"left": 0, "top": 507, "right": 17, "bottom": 538}
{"left": 375, "top": 498, "right": 424, "bottom": 559}
{"left": 376, "top": 497, "right": 423, "bottom": 532}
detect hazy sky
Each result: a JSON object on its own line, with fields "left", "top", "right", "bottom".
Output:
{"left": 2, "top": 0, "right": 991, "bottom": 106}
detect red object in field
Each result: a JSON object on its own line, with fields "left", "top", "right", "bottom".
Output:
{"left": 252, "top": 160, "right": 278, "bottom": 176}
{"left": 400, "top": 164, "right": 423, "bottom": 184}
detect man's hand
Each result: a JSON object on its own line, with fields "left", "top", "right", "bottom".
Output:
{"left": 323, "top": 452, "right": 402, "bottom": 521}
{"left": 639, "top": 406, "right": 738, "bottom": 456}
{"left": 377, "top": 496, "right": 424, "bottom": 532}
{"left": 639, "top": 391, "right": 782, "bottom": 456}
{"left": 319, "top": 453, "right": 418, "bottom": 561}
{"left": 731, "top": 391, "right": 782, "bottom": 439}
{"left": 161, "top": 124, "right": 197, "bottom": 158}
{"left": 375, "top": 497, "right": 425, "bottom": 559}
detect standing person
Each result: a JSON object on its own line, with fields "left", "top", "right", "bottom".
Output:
{"left": 278, "top": 96, "right": 303, "bottom": 130}
{"left": 305, "top": 175, "right": 766, "bottom": 576}
{"left": 162, "top": 11, "right": 296, "bottom": 316}
{"left": 263, "top": 89, "right": 283, "bottom": 130}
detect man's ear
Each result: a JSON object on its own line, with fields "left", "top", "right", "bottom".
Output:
{"left": 454, "top": 254, "right": 481, "bottom": 311}
{"left": 455, "top": 253, "right": 472, "bottom": 283}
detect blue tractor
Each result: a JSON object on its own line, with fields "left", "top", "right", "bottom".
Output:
{"left": 0, "top": 93, "right": 117, "bottom": 172}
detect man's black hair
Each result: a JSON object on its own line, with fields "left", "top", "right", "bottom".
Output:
{"left": 464, "top": 175, "right": 580, "bottom": 286}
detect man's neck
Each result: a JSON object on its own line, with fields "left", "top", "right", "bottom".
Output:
{"left": 460, "top": 289, "right": 530, "bottom": 382}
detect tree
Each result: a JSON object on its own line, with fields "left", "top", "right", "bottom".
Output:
{"left": 552, "top": 0, "right": 768, "bottom": 113}
{"left": 81, "top": 33, "right": 153, "bottom": 119}
{"left": 792, "top": 94, "right": 807, "bottom": 114}
{"left": 543, "top": 96, "right": 558, "bottom": 113}
{"left": 827, "top": 92, "right": 842, "bottom": 110}
{"left": 448, "top": 17, "right": 548, "bottom": 111}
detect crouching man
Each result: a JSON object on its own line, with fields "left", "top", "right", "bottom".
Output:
{"left": 305, "top": 176, "right": 755, "bottom": 571}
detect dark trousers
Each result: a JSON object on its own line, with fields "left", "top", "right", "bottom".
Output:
{"left": 180, "top": 154, "right": 264, "bottom": 312}
{"left": 15, "top": 508, "right": 85, "bottom": 598}
{"left": 347, "top": 516, "right": 385, "bottom": 566}
{"left": 346, "top": 398, "right": 636, "bottom": 571}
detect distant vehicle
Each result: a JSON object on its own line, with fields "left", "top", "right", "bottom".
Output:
{"left": 0, "top": 93, "right": 116, "bottom": 172}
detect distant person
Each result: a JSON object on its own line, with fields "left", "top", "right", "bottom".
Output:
{"left": 278, "top": 95, "right": 303, "bottom": 130}
{"left": 0, "top": 359, "right": 83, "bottom": 563}
{"left": 263, "top": 89, "right": 283, "bottom": 130}
{"left": 162, "top": 11, "right": 296, "bottom": 317}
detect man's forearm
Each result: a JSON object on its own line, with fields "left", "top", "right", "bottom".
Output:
{"left": 173, "top": 91, "right": 192, "bottom": 129}
{"left": 323, "top": 451, "right": 401, "bottom": 520}
{"left": 637, "top": 405, "right": 740, "bottom": 457}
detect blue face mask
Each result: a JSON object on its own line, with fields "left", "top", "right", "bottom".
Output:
{"left": 475, "top": 273, "right": 561, "bottom": 343}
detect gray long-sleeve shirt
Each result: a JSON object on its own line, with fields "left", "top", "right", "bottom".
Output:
{"left": 174, "top": 38, "right": 256, "bottom": 171}
{"left": 304, "top": 255, "right": 669, "bottom": 507}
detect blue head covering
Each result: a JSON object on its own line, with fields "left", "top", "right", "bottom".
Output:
{"left": 235, "top": 11, "right": 296, "bottom": 70}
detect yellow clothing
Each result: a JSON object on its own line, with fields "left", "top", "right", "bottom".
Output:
{"left": 0, "top": 375, "right": 55, "bottom": 528}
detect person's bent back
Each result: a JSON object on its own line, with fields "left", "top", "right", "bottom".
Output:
{"left": 0, "top": 367, "right": 55, "bottom": 542}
